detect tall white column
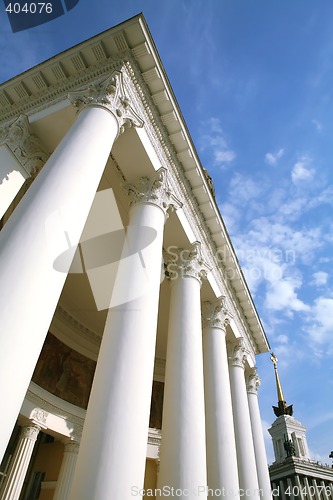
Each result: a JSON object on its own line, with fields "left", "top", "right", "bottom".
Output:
{"left": 0, "top": 70, "right": 143, "bottom": 462}
{"left": 247, "top": 368, "right": 272, "bottom": 500}
{"left": 53, "top": 441, "right": 80, "bottom": 500}
{"left": 202, "top": 300, "right": 240, "bottom": 500}
{"left": 69, "top": 169, "right": 180, "bottom": 500}
{"left": 1, "top": 425, "right": 41, "bottom": 500}
{"left": 157, "top": 243, "right": 209, "bottom": 500}
{"left": 229, "top": 339, "right": 260, "bottom": 500}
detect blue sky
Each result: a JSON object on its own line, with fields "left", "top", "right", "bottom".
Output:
{"left": 1, "top": 0, "right": 332, "bottom": 465}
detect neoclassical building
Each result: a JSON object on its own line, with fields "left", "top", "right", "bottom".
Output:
{"left": 268, "top": 355, "right": 333, "bottom": 500}
{"left": 0, "top": 14, "right": 271, "bottom": 500}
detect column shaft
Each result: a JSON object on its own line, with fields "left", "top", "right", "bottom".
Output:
{"left": 53, "top": 442, "right": 80, "bottom": 500}
{"left": 0, "top": 105, "right": 118, "bottom": 461}
{"left": 229, "top": 341, "right": 260, "bottom": 500}
{"left": 157, "top": 245, "right": 208, "bottom": 499}
{"left": 1, "top": 425, "right": 40, "bottom": 500}
{"left": 247, "top": 370, "right": 272, "bottom": 500}
{"left": 202, "top": 302, "right": 240, "bottom": 500}
{"left": 69, "top": 191, "right": 167, "bottom": 499}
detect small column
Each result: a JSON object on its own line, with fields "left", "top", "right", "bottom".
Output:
{"left": 294, "top": 475, "right": 306, "bottom": 500}
{"left": 202, "top": 299, "right": 240, "bottom": 500}
{"left": 53, "top": 441, "right": 80, "bottom": 500}
{"left": 228, "top": 339, "right": 260, "bottom": 500}
{"left": 1, "top": 425, "right": 41, "bottom": 500}
{"left": 157, "top": 243, "right": 209, "bottom": 499}
{"left": 0, "top": 70, "right": 143, "bottom": 462}
{"left": 247, "top": 368, "right": 272, "bottom": 500}
{"left": 69, "top": 170, "right": 180, "bottom": 500}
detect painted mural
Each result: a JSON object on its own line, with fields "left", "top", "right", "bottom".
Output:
{"left": 32, "top": 333, "right": 96, "bottom": 409}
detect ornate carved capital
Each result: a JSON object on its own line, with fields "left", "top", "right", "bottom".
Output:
{"left": 165, "top": 241, "right": 211, "bottom": 285}
{"left": 30, "top": 407, "right": 48, "bottom": 429}
{"left": 202, "top": 297, "right": 231, "bottom": 331}
{"left": 69, "top": 70, "right": 144, "bottom": 134}
{"left": 228, "top": 338, "right": 248, "bottom": 369}
{"left": 21, "top": 424, "right": 41, "bottom": 442}
{"left": 0, "top": 115, "right": 49, "bottom": 176}
{"left": 246, "top": 367, "right": 261, "bottom": 395}
{"left": 124, "top": 167, "right": 182, "bottom": 217}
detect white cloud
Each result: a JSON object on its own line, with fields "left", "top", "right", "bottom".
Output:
{"left": 229, "top": 173, "right": 264, "bottom": 203}
{"left": 214, "top": 150, "right": 236, "bottom": 164}
{"left": 291, "top": 159, "right": 315, "bottom": 185}
{"left": 308, "top": 296, "right": 333, "bottom": 348}
{"left": 265, "top": 148, "right": 285, "bottom": 166}
{"left": 265, "top": 278, "right": 310, "bottom": 314}
{"left": 312, "top": 271, "right": 329, "bottom": 287}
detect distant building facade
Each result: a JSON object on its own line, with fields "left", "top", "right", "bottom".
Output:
{"left": 0, "top": 15, "right": 272, "bottom": 500}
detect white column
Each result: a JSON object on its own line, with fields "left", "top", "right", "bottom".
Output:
{"left": 69, "top": 170, "right": 180, "bottom": 500}
{"left": 247, "top": 368, "right": 272, "bottom": 500}
{"left": 202, "top": 300, "right": 240, "bottom": 500}
{"left": 229, "top": 339, "right": 260, "bottom": 500}
{"left": 157, "top": 243, "right": 209, "bottom": 500}
{"left": 53, "top": 441, "right": 80, "bottom": 500}
{"left": 0, "top": 70, "right": 143, "bottom": 462}
{"left": 1, "top": 425, "right": 41, "bottom": 500}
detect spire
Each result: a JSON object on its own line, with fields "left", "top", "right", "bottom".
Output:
{"left": 270, "top": 353, "right": 293, "bottom": 417}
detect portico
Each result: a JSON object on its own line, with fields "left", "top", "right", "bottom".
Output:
{"left": 0, "top": 14, "right": 271, "bottom": 500}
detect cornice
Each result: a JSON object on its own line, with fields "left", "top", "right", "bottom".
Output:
{"left": 0, "top": 55, "right": 127, "bottom": 126}
{"left": 55, "top": 305, "right": 101, "bottom": 346}
{"left": 26, "top": 382, "right": 85, "bottom": 428}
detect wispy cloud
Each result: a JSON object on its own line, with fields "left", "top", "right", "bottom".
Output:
{"left": 199, "top": 117, "right": 236, "bottom": 169}
{"left": 307, "top": 295, "right": 333, "bottom": 353}
{"left": 311, "top": 119, "right": 323, "bottom": 132}
{"left": 265, "top": 148, "right": 285, "bottom": 166}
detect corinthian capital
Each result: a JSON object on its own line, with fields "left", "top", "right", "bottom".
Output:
{"left": 246, "top": 367, "right": 261, "bottom": 395}
{"left": 0, "top": 115, "right": 49, "bottom": 175}
{"left": 202, "top": 297, "right": 230, "bottom": 331}
{"left": 165, "top": 241, "right": 211, "bottom": 285}
{"left": 229, "top": 338, "right": 248, "bottom": 369}
{"left": 124, "top": 168, "right": 182, "bottom": 217}
{"left": 69, "top": 70, "right": 144, "bottom": 134}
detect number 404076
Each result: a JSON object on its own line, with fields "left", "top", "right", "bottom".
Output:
{"left": 5, "top": 3, "right": 53, "bottom": 14}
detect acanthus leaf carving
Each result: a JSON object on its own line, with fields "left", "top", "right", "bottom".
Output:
{"left": 123, "top": 167, "right": 182, "bottom": 217}
{"left": 165, "top": 241, "right": 211, "bottom": 285}
{"left": 68, "top": 70, "right": 144, "bottom": 135}
{"left": 229, "top": 338, "right": 249, "bottom": 369}
{"left": 202, "top": 297, "right": 232, "bottom": 331}
{"left": 0, "top": 115, "right": 49, "bottom": 176}
{"left": 246, "top": 367, "right": 261, "bottom": 395}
